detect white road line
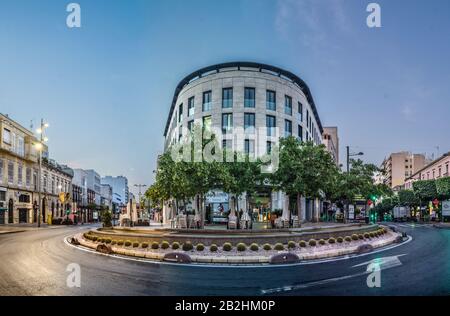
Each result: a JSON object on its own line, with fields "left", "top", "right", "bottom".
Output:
{"left": 262, "top": 254, "right": 406, "bottom": 294}
{"left": 64, "top": 235, "right": 413, "bottom": 269}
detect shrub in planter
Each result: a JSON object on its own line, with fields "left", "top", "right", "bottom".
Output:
{"left": 308, "top": 239, "right": 317, "bottom": 247}
{"left": 182, "top": 242, "right": 193, "bottom": 251}
{"left": 161, "top": 241, "right": 170, "bottom": 249}
{"left": 299, "top": 240, "right": 307, "bottom": 248}
{"left": 196, "top": 243, "right": 205, "bottom": 251}
{"left": 364, "top": 233, "right": 370, "bottom": 239}
{"left": 328, "top": 237, "right": 336, "bottom": 244}
{"left": 250, "top": 243, "right": 259, "bottom": 251}
{"left": 117, "top": 240, "right": 124, "bottom": 246}
{"left": 319, "top": 239, "right": 326, "bottom": 245}
{"left": 111, "top": 240, "right": 117, "bottom": 245}
{"left": 132, "top": 242, "right": 140, "bottom": 248}
{"left": 358, "top": 234, "right": 364, "bottom": 240}
{"left": 151, "top": 242, "right": 159, "bottom": 250}
{"left": 337, "top": 237, "right": 344, "bottom": 243}
{"left": 369, "top": 232, "right": 375, "bottom": 238}
{"left": 351, "top": 234, "right": 359, "bottom": 241}
{"left": 210, "top": 244, "right": 218, "bottom": 252}
{"left": 105, "top": 238, "right": 112, "bottom": 244}
{"left": 288, "top": 241, "right": 296, "bottom": 249}
{"left": 263, "top": 243, "right": 272, "bottom": 251}
{"left": 141, "top": 242, "right": 149, "bottom": 249}
{"left": 344, "top": 236, "right": 352, "bottom": 242}
{"left": 124, "top": 240, "right": 132, "bottom": 247}
{"left": 172, "top": 242, "right": 180, "bottom": 250}
{"left": 222, "top": 242, "right": 233, "bottom": 252}
{"left": 274, "top": 243, "right": 284, "bottom": 251}
{"left": 236, "top": 243, "right": 246, "bottom": 252}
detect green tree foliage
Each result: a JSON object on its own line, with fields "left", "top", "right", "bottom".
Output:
{"left": 413, "top": 180, "right": 437, "bottom": 201}
{"left": 398, "top": 190, "right": 419, "bottom": 207}
{"left": 436, "top": 177, "right": 450, "bottom": 199}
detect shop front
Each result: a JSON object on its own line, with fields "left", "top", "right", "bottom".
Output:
{"left": 205, "top": 190, "right": 229, "bottom": 225}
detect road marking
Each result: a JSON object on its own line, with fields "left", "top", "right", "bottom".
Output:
{"left": 261, "top": 254, "right": 406, "bottom": 294}
{"left": 352, "top": 254, "right": 406, "bottom": 269}
{"left": 64, "top": 234, "right": 413, "bottom": 269}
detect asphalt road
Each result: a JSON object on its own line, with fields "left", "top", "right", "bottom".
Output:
{"left": 0, "top": 223, "right": 449, "bottom": 296}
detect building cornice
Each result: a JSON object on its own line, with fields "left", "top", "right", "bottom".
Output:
{"left": 164, "top": 61, "right": 323, "bottom": 137}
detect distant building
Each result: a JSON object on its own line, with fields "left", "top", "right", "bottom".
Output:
{"left": 101, "top": 176, "right": 129, "bottom": 207}
{"left": 322, "top": 127, "right": 339, "bottom": 166}
{"left": 100, "top": 184, "right": 113, "bottom": 210}
{"left": 72, "top": 168, "right": 102, "bottom": 223}
{"left": 405, "top": 152, "right": 450, "bottom": 190}
{"left": 380, "top": 152, "right": 427, "bottom": 189}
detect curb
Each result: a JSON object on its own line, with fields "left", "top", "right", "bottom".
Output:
{"left": 74, "top": 230, "right": 401, "bottom": 265}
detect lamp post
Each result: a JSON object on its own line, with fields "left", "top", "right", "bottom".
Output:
{"left": 345, "top": 146, "right": 363, "bottom": 223}
{"left": 134, "top": 184, "right": 147, "bottom": 219}
{"left": 35, "top": 119, "right": 49, "bottom": 228}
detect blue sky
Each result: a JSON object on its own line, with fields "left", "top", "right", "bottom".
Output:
{"left": 1, "top": 0, "right": 450, "bottom": 195}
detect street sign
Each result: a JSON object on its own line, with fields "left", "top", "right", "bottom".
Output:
{"left": 348, "top": 205, "right": 355, "bottom": 220}
{"left": 442, "top": 200, "right": 450, "bottom": 217}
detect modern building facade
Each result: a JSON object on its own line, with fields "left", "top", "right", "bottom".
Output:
{"left": 162, "top": 62, "right": 325, "bottom": 224}
{"left": 100, "top": 184, "right": 113, "bottom": 210}
{"left": 101, "top": 176, "right": 129, "bottom": 212}
{"left": 322, "top": 126, "right": 339, "bottom": 166}
{"left": 381, "top": 152, "right": 427, "bottom": 190}
{"left": 404, "top": 152, "right": 450, "bottom": 190}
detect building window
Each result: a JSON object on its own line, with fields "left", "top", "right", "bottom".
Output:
{"left": 244, "top": 87, "right": 255, "bottom": 108}
{"left": 267, "top": 141, "right": 273, "bottom": 155}
{"left": 298, "top": 125, "right": 303, "bottom": 141}
{"left": 18, "top": 164, "right": 23, "bottom": 186}
{"left": 202, "top": 91, "right": 212, "bottom": 111}
{"left": 0, "top": 159, "right": 3, "bottom": 184}
{"left": 285, "top": 95, "right": 292, "bottom": 115}
{"left": 298, "top": 102, "right": 303, "bottom": 122}
{"left": 285, "top": 120, "right": 292, "bottom": 137}
{"left": 25, "top": 168, "right": 31, "bottom": 187}
{"left": 222, "top": 113, "right": 233, "bottom": 134}
{"left": 266, "top": 115, "right": 276, "bottom": 137}
{"left": 202, "top": 116, "right": 212, "bottom": 132}
{"left": 244, "top": 139, "right": 255, "bottom": 156}
{"left": 266, "top": 90, "right": 276, "bottom": 111}
{"left": 187, "top": 120, "right": 194, "bottom": 133}
{"left": 188, "top": 97, "right": 195, "bottom": 117}
{"left": 2, "top": 128, "right": 11, "bottom": 144}
{"left": 244, "top": 113, "right": 255, "bottom": 134}
{"left": 222, "top": 139, "right": 232, "bottom": 150}
{"left": 306, "top": 110, "right": 310, "bottom": 130}
{"left": 222, "top": 88, "right": 233, "bottom": 108}
{"left": 178, "top": 103, "right": 183, "bottom": 123}
{"left": 8, "top": 161, "right": 14, "bottom": 184}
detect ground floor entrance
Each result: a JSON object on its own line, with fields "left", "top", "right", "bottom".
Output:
{"left": 19, "top": 209, "right": 28, "bottom": 223}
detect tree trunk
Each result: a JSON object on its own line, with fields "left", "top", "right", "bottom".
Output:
{"left": 282, "top": 194, "right": 290, "bottom": 220}
{"left": 297, "top": 193, "right": 302, "bottom": 222}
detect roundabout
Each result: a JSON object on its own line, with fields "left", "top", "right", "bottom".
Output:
{"left": 72, "top": 224, "right": 402, "bottom": 265}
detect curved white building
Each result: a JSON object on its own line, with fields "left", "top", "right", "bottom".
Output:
{"left": 163, "top": 62, "right": 324, "bottom": 223}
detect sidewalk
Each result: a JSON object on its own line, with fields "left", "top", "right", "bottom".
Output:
{"left": 433, "top": 222, "right": 450, "bottom": 229}
{"left": 0, "top": 222, "right": 98, "bottom": 235}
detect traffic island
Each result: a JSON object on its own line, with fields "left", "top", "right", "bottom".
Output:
{"left": 72, "top": 226, "right": 403, "bottom": 265}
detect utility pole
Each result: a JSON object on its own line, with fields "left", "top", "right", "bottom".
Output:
{"left": 36, "top": 119, "right": 49, "bottom": 228}
{"left": 346, "top": 146, "right": 350, "bottom": 173}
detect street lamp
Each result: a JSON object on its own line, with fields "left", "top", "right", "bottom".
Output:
{"left": 346, "top": 146, "right": 364, "bottom": 172}
{"left": 134, "top": 184, "right": 147, "bottom": 219}
{"left": 34, "top": 119, "right": 49, "bottom": 228}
